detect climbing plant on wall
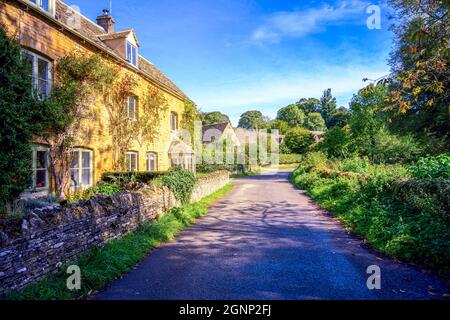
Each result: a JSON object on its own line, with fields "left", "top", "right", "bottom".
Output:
{"left": 41, "top": 51, "right": 113, "bottom": 200}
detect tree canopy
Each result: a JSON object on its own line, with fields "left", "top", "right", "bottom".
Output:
{"left": 201, "top": 111, "right": 230, "bottom": 125}
{"left": 238, "top": 110, "right": 266, "bottom": 129}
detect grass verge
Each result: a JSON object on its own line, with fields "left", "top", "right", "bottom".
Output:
{"left": 230, "top": 169, "right": 262, "bottom": 178}
{"left": 6, "top": 183, "right": 233, "bottom": 300}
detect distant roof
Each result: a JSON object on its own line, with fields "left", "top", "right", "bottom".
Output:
{"left": 202, "top": 122, "right": 230, "bottom": 136}
{"left": 52, "top": 0, "right": 188, "bottom": 100}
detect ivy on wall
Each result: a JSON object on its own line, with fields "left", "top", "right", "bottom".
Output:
{"left": 40, "top": 51, "right": 113, "bottom": 200}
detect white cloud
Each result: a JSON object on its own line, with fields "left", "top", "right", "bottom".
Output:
{"left": 252, "top": 0, "right": 370, "bottom": 42}
{"left": 192, "top": 61, "right": 389, "bottom": 112}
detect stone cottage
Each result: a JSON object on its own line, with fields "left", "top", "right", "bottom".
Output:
{"left": 0, "top": 0, "right": 196, "bottom": 198}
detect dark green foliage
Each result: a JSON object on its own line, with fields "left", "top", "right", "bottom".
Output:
{"left": 304, "top": 112, "right": 326, "bottom": 131}
{"left": 328, "top": 107, "right": 351, "bottom": 128}
{"left": 410, "top": 154, "right": 450, "bottom": 179}
{"left": 237, "top": 110, "right": 266, "bottom": 129}
{"left": 161, "top": 167, "right": 196, "bottom": 204}
{"left": 284, "top": 127, "right": 315, "bottom": 154}
{"left": 320, "top": 88, "right": 337, "bottom": 128}
{"left": 276, "top": 104, "right": 305, "bottom": 127}
{"left": 101, "top": 172, "right": 167, "bottom": 185}
{"left": 0, "top": 28, "right": 48, "bottom": 213}
{"left": 291, "top": 155, "right": 450, "bottom": 274}
{"left": 317, "top": 127, "right": 353, "bottom": 158}
{"left": 296, "top": 98, "right": 321, "bottom": 115}
{"left": 201, "top": 111, "right": 230, "bottom": 125}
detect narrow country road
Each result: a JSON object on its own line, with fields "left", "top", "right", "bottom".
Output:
{"left": 96, "top": 170, "right": 449, "bottom": 300}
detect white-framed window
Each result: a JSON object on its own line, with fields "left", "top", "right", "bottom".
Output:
{"left": 70, "top": 149, "right": 93, "bottom": 189}
{"left": 21, "top": 49, "right": 52, "bottom": 99}
{"left": 146, "top": 152, "right": 157, "bottom": 172}
{"left": 170, "top": 112, "right": 178, "bottom": 131}
{"left": 126, "top": 152, "right": 138, "bottom": 172}
{"left": 31, "top": 146, "right": 50, "bottom": 191}
{"left": 27, "top": 0, "right": 55, "bottom": 16}
{"left": 126, "top": 96, "right": 137, "bottom": 120}
{"left": 126, "top": 41, "right": 138, "bottom": 67}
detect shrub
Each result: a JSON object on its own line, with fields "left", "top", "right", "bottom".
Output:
{"left": 284, "top": 128, "right": 315, "bottom": 154}
{"left": 339, "top": 158, "right": 370, "bottom": 173}
{"left": 317, "top": 126, "right": 353, "bottom": 158}
{"left": 0, "top": 28, "right": 48, "bottom": 213}
{"left": 372, "top": 129, "right": 423, "bottom": 164}
{"left": 279, "top": 154, "right": 302, "bottom": 164}
{"left": 196, "top": 164, "right": 244, "bottom": 174}
{"left": 161, "top": 167, "right": 196, "bottom": 204}
{"left": 290, "top": 157, "right": 450, "bottom": 274}
{"left": 410, "top": 154, "right": 450, "bottom": 179}
{"left": 300, "top": 152, "right": 328, "bottom": 172}
{"left": 101, "top": 172, "right": 167, "bottom": 185}
{"left": 66, "top": 182, "right": 123, "bottom": 203}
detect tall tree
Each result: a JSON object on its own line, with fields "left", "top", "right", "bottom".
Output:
{"left": 201, "top": 111, "right": 230, "bottom": 125}
{"left": 320, "top": 88, "right": 338, "bottom": 128}
{"left": 276, "top": 104, "right": 305, "bottom": 127}
{"left": 349, "top": 84, "right": 388, "bottom": 160}
{"left": 304, "top": 112, "right": 327, "bottom": 131}
{"left": 238, "top": 110, "right": 266, "bottom": 129}
{"left": 328, "top": 107, "right": 351, "bottom": 128}
{"left": 387, "top": 0, "right": 449, "bottom": 142}
{"left": 296, "top": 98, "right": 321, "bottom": 115}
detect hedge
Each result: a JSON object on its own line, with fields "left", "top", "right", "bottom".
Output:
{"left": 101, "top": 172, "right": 167, "bottom": 184}
{"left": 279, "top": 154, "right": 302, "bottom": 164}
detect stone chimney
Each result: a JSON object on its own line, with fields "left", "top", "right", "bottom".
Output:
{"left": 96, "top": 9, "right": 115, "bottom": 33}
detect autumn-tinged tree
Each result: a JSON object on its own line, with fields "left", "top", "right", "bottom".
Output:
{"left": 387, "top": 0, "right": 449, "bottom": 140}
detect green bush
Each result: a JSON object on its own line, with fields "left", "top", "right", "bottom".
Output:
{"left": 66, "top": 182, "right": 123, "bottom": 203}
{"left": 101, "top": 172, "right": 167, "bottom": 185}
{"left": 284, "top": 128, "right": 315, "bottom": 154}
{"left": 317, "top": 126, "right": 354, "bottom": 158}
{"left": 161, "top": 167, "right": 197, "bottom": 204}
{"left": 196, "top": 164, "right": 244, "bottom": 174}
{"left": 0, "top": 28, "right": 48, "bottom": 213}
{"left": 339, "top": 158, "right": 370, "bottom": 173}
{"left": 279, "top": 154, "right": 302, "bottom": 164}
{"left": 290, "top": 157, "right": 450, "bottom": 274}
{"left": 371, "top": 129, "right": 423, "bottom": 164}
{"left": 300, "top": 152, "right": 328, "bottom": 172}
{"left": 410, "top": 154, "right": 450, "bottom": 179}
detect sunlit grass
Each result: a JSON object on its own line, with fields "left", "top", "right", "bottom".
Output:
{"left": 6, "top": 184, "right": 233, "bottom": 300}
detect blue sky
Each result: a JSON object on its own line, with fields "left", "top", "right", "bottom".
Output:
{"left": 69, "top": 0, "right": 393, "bottom": 125}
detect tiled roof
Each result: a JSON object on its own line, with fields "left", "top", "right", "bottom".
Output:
{"left": 202, "top": 122, "right": 230, "bottom": 136}
{"left": 54, "top": 0, "right": 189, "bottom": 100}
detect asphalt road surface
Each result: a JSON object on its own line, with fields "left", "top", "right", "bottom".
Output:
{"left": 96, "top": 170, "right": 449, "bottom": 300}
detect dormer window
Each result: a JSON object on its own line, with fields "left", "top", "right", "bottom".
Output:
{"left": 126, "top": 41, "right": 138, "bottom": 66}
{"left": 28, "top": 0, "right": 55, "bottom": 16}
